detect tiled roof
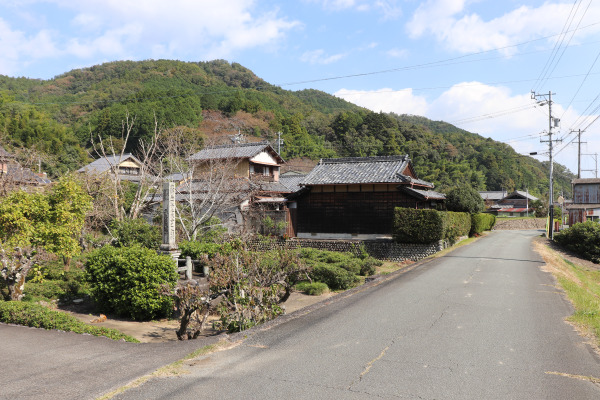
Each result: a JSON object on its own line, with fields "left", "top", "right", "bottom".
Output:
{"left": 0, "top": 146, "right": 15, "bottom": 160}
{"left": 77, "top": 153, "right": 141, "bottom": 174}
{"left": 6, "top": 165, "right": 52, "bottom": 185}
{"left": 401, "top": 187, "right": 446, "bottom": 200}
{"left": 301, "top": 155, "right": 433, "bottom": 187}
{"left": 479, "top": 191, "right": 507, "bottom": 200}
{"left": 505, "top": 190, "right": 538, "bottom": 201}
{"left": 279, "top": 174, "right": 306, "bottom": 193}
{"left": 188, "top": 141, "right": 284, "bottom": 164}
{"left": 572, "top": 178, "right": 600, "bottom": 184}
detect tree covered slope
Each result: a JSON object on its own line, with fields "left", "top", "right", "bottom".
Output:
{"left": 0, "top": 59, "right": 574, "bottom": 197}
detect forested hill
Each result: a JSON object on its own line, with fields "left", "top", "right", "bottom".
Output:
{"left": 0, "top": 59, "right": 574, "bottom": 198}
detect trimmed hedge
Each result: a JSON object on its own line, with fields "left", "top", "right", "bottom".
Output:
{"left": 554, "top": 221, "right": 600, "bottom": 263}
{"left": 470, "top": 213, "right": 496, "bottom": 236}
{"left": 0, "top": 301, "right": 138, "bottom": 342}
{"left": 393, "top": 208, "right": 446, "bottom": 244}
{"left": 84, "top": 246, "right": 178, "bottom": 320}
{"left": 393, "top": 208, "right": 471, "bottom": 244}
{"left": 445, "top": 211, "right": 472, "bottom": 242}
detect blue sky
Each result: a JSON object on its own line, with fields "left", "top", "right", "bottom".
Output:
{"left": 1, "top": 0, "right": 600, "bottom": 178}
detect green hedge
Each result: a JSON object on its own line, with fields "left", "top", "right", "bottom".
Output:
{"left": 470, "top": 213, "right": 496, "bottom": 236}
{"left": 393, "top": 208, "right": 447, "bottom": 244}
{"left": 84, "top": 246, "right": 178, "bottom": 320}
{"left": 554, "top": 221, "right": 600, "bottom": 263}
{"left": 445, "top": 211, "right": 472, "bottom": 242}
{"left": 0, "top": 301, "right": 138, "bottom": 342}
{"left": 393, "top": 208, "right": 472, "bottom": 244}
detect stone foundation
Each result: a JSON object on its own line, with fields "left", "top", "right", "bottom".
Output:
{"left": 245, "top": 237, "right": 464, "bottom": 262}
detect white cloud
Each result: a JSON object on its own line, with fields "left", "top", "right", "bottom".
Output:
{"left": 406, "top": 1, "right": 600, "bottom": 54}
{"left": 306, "top": 0, "right": 401, "bottom": 17}
{"left": 334, "top": 87, "right": 429, "bottom": 115}
{"left": 9, "top": 0, "right": 300, "bottom": 64}
{"left": 0, "top": 18, "right": 59, "bottom": 76}
{"left": 386, "top": 47, "right": 408, "bottom": 58}
{"left": 300, "top": 49, "right": 346, "bottom": 64}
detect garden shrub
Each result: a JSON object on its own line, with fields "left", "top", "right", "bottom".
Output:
{"left": 296, "top": 281, "right": 329, "bottom": 296}
{"left": 310, "top": 264, "right": 359, "bottom": 291}
{"left": 360, "top": 257, "right": 382, "bottom": 276}
{"left": 179, "top": 240, "right": 238, "bottom": 260}
{"left": 110, "top": 218, "right": 160, "bottom": 249}
{"left": 24, "top": 260, "right": 89, "bottom": 302}
{"left": 84, "top": 245, "right": 178, "bottom": 320}
{"left": 0, "top": 301, "right": 138, "bottom": 342}
{"left": 445, "top": 211, "right": 471, "bottom": 242}
{"left": 393, "top": 208, "right": 446, "bottom": 244}
{"left": 470, "top": 213, "right": 496, "bottom": 236}
{"left": 554, "top": 221, "right": 600, "bottom": 263}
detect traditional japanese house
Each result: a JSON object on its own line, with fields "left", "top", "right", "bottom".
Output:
{"left": 566, "top": 178, "right": 600, "bottom": 225}
{"left": 77, "top": 153, "right": 144, "bottom": 183}
{"left": 479, "top": 190, "right": 538, "bottom": 217}
{"left": 291, "top": 155, "right": 445, "bottom": 239}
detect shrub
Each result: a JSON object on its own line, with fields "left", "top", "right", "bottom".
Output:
{"left": 554, "top": 221, "right": 600, "bottom": 263}
{"left": 310, "top": 264, "right": 359, "bottom": 291}
{"left": 445, "top": 211, "right": 471, "bottom": 242}
{"left": 393, "top": 208, "right": 446, "bottom": 244}
{"left": 445, "top": 186, "right": 484, "bottom": 213}
{"left": 470, "top": 213, "right": 496, "bottom": 236}
{"left": 296, "top": 281, "right": 329, "bottom": 296}
{"left": 178, "top": 240, "right": 238, "bottom": 260}
{"left": 360, "top": 257, "right": 382, "bottom": 276}
{"left": 0, "top": 301, "right": 138, "bottom": 342}
{"left": 110, "top": 218, "right": 160, "bottom": 249}
{"left": 84, "top": 246, "right": 178, "bottom": 320}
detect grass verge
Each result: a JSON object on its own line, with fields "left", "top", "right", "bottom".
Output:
{"left": 534, "top": 240, "right": 600, "bottom": 348}
{"left": 0, "top": 300, "right": 139, "bottom": 343}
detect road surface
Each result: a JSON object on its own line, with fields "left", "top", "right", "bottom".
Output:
{"left": 115, "top": 230, "right": 600, "bottom": 399}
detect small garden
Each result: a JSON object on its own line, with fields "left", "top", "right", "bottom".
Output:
{"left": 1, "top": 177, "right": 496, "bottom": 342}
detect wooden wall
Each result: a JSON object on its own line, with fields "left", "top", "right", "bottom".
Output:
{"left": 296, "top": 189, "right": 430, "bottom": 235}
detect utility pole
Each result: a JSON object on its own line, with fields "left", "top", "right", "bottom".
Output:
{"left": 572, "top": 129, "right": 587, "bottom": 179}
{"left": 276, "top": 131, "right": 284, "bottom": 154}
{"left": 532, "top": 90, "right": 561, "bottom": 239}
{"left": 582, "top": 152, "right": 598, "bottom": 178}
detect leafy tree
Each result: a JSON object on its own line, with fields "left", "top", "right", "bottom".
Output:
{"left": 445, "top": 186, "right": 484, "bottom": 214}
{"left": 0, "top": 175, "right": 91, "bottom": 261}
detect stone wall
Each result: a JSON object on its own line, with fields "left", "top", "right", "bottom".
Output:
{"left": 245, "top": 237, "right": 460, "bottom": 262}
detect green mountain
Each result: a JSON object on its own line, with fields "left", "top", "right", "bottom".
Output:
{"left": 0, "top": 59, "right": 574, "bottom": 198}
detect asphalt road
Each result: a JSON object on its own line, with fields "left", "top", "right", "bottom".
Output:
{"left": 0, "top": 319, "right": 220, "bottom": 399}
{"left": 113, "top": 230, "right": 600, "bottom": 399}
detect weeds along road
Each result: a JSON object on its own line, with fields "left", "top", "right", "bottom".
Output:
{"left": 116, "top": 230, "right": 600, "bottom": 399}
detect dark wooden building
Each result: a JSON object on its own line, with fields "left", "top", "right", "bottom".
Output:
{"left": 566, "top": 178, "right": 600, "bottom": 226}
{"left": 291, "top": 155, "right": 445, "bottom": 240}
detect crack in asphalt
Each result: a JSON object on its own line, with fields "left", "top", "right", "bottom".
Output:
{"left": 429, "top": 305, "right": 450, "bottom": 329}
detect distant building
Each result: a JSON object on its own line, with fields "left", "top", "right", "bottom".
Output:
{"left": 566, "top": 178, "right": 600, "bottom": 225}
{"left": 77, "top": 153, "right": 144, "bottom": 182}
{"left": 0, "top": 145, "right": 51, "bottom": 191}
{"left": 479, "top": 190, "right": 538, "bottom": 217}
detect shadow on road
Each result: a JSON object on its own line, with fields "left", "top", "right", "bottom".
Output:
{"left": 440, "top": 255, "right": 545, "bottom": 264}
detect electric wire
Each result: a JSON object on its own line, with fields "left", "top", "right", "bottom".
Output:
{"left": 532, "top": 0, "right": 583, "bottom": 92}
